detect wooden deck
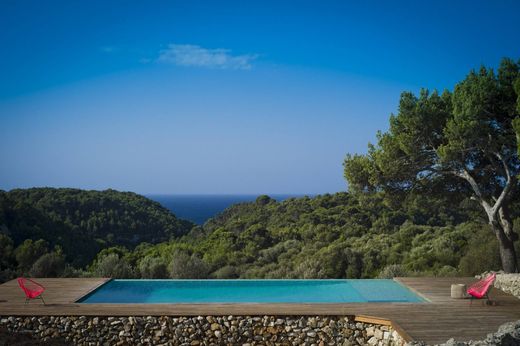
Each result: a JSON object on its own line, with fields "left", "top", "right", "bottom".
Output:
{"left": 1, "top": 277, "right": 519, "bottom": 344}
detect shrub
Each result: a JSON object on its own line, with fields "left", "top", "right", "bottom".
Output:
{"left": 138, "top": 256, "right": 168, "bottom": 279}
{"left": 93, "top": 253, "right": 134, "bottom": 278}
{"left": 377, "top": 264, "right": 409, "bottom": 279}
{"left": 212, "top": 265, "right": 239, "bottom": 279}
{"left": 0, "top": 233, "right": 14, "bottom": 269}
{"left": 458, "top": 228, "right": 501, "bottom": 276}
{"left": 293, "top": 258, "right": 327, "bottom": 279}
{"left": 435, "top": 265, "right": 459, "bottom": 277}
{"left": 62, "top": 265, "right": 90, "bottom": 278}
{"left": 0, "top": 268, "right": 17, "bottom": 284}
{"left": 29, "top": 252, "right": 65, "bottom": 277}
{"left": 15, "top": 239, "right": 48, "bottom": 271}
{"left": 170, "top": 251, "right": 209, "bottom": 279}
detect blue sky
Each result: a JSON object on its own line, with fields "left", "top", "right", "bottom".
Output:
{"left": 1, "top": 0, "right": 519, "bottom": 194}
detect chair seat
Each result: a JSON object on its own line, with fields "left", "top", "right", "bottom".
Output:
{"left": 467, "top": 287, "right": 486, "bottom": 299}
{"left": 466, "top": 273, "right": 496, "bottom": 300}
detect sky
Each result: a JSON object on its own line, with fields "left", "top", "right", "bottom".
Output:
{"left": 1, "top": 0, "right": 519, "bottom": 195}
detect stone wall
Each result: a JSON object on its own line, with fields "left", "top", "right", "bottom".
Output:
{"left": 478, "top": 271, "right": 520, "bottom": 299}
{"left": 0, "top": 315, "right": 405, "bottom": 345}
{"left": 493, "top": 274, "right": 520, "bottom": 299}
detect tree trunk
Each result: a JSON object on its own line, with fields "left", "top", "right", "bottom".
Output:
{"left": 490, "top": 221, "right": 519, "bottom": 273}
{"left": 455, "top": 169, "right": 518, "bottom": 272}
{"left": 496, "top": 206, "right": 519, "bottom": 273}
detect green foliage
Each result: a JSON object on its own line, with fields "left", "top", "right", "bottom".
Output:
{"left": 0, "top": 188, "right": 194, "bottom": 267}
{"left": 377, "top": 264, "right": 409, "bottom": 279}
{"left": 138, "top": 256, "right": 168, "bottom": 279}
{"left": 0, "top": 233, "right": 14, "bottom": 269}
{"left": 459, "top": 226, "right": 502, "bottom": 276}
{"left": 344, "top": 58, "right": 520, "bottom": 272}
{"left": 169, "top": 251, "right": 209, "bottom": 279}
{"left": 29, "top": 251, "right": 66, "bottom": 277}
{"left": 100, "top": 191, "right": 497, "bottom": 279}
{"left": 212, "top": 265, "right": 239, "bottom": 279}
{"left": 15, "top": 239, "right": 49, "bottom": 271}
{"left": 1, "top": 186, "right": 514, "bottom": 281}
{"left": 514, "top": 116, "right": 520, "bottom": 155}
{"left": 92, "top": 253, "right": 134, "bottom": 278}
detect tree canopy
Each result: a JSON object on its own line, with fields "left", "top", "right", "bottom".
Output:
{"left": 344, "top": 58, "right": 520, "bottom": 272}
{"left": 0, "top": 188, "right": 194, "bottom": 266}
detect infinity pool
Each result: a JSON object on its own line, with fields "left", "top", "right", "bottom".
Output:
{"left": 78, "top": 280, "right": 425, "bottom": 303}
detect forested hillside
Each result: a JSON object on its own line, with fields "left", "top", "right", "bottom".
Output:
{"left": 0, "top": 189, "right": 518, "bottom": 282}
{"left": 83, "top": 192, "right": 518, "bottom": 280}
{"left": 0, "top": 188, "right": 193, "bottom": 269}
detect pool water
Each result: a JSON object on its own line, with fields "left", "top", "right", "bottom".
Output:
{"left": 78, "top": 280, "right": 425, "bottom": 304}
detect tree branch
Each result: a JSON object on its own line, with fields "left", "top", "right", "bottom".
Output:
{"left": 452, "top": 169, "right": 493, "bottom": 215}
{"left": 491, "top": 152, "right": 514, "bottom": 216}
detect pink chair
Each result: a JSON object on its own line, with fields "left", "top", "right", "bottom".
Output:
{"left": 467, "top": 272, "right": 496, "bottom": 305}
{"left": 17, "top": 277, "right": 46, "bottom": 304}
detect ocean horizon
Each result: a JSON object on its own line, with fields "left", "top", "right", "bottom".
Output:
{"left": 147, "top": 194, "right": 311, "bottom": 225}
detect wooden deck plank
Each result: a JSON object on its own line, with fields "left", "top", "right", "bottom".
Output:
{"left": 0, "top": 277, "right": 519, "bottom": 344}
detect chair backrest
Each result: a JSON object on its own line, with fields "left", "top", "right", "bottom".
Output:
{"left": 18, "top": 277, "right": 30, "bottom": 297}
{"left": 17, "top": 277, "right": 45, "bottom": 298}
{"left": 468, "top": 272, "right": 496, "bottom": 295}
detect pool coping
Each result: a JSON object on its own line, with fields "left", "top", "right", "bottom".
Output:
{"left": 72, "top": 278, "right": 112, "bottom": 303}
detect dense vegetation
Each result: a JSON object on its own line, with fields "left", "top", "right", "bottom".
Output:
{"left": 1, "top": 59, "right": 519, "bottom": 282}
{"left": 345, "top": 58, "right": 520, "bottom": 272}
{"left": 1, "top": 189, "right": 518, "bottom": 282}
{"left": 83, "top": 192, "right": 516, "bottom": 280}
{"left": 0, "top": 188, "right": 193, "bottom": 278}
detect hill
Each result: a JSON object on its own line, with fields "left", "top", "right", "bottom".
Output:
{"left": 113, "top": 192, "right": 510, "bottom": 279}
{"left": 0, "top": 188, "right": 193, "bottom": 266}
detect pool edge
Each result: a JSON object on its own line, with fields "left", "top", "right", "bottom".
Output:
{"left": 393, "top": 277, "right": 431, "bottom": 303}
{"left": 74, "top": 278, "right": 113, "bottom": 303}
{"left": 77, "top": 279, "right": 428, "bottom": 304}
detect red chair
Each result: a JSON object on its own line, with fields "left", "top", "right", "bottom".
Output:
{"left": 467, "top": 272, "right": 496, "bottom": 305}
{"left": 17, "top": 277, "right": 46, "bottom": 304}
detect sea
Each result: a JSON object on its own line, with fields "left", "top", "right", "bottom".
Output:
{"left": 147, "top": 194, "right": 308, "bottom": 225}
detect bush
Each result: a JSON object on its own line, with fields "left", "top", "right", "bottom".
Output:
{"left": 62, "top": 265, "right": 89, "bottom": 278}
{"left": 293, "top": 258, "right": 327, "bottom": 279}
{"left": 0, "top": 233, "right": 14, "bottom": 269}
{"left": 212, "top": 265, "right": 239, "bottom": 279}
{"left": 435, "top": 265, "right": 459, "bottom": 277}
{"left": 0, "top": 268, "right": 17, "bottom": 284}
{"left": 138, "top": 256, "right": 168, "bottom": 279}
{"left": 170, "top": 251, "right": 209, "bottom": 279}
{"left": 93, "top": 253, "right": 134, "bottom": 278}
{"left": 15, "top": 239, "right": 49, "bottom": 271}
{"left": 377, "top": 264, "right": 409, "bottom": 279}
{"left": 458, "top": 228, "right": 501, "bottom": 276}
{"left": 29, "top": 252, "right": 65, "bottom": 277}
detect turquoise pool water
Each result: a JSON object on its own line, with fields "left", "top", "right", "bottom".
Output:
{"left": 78, "top": 280, "right": 425, "bottom": 303}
